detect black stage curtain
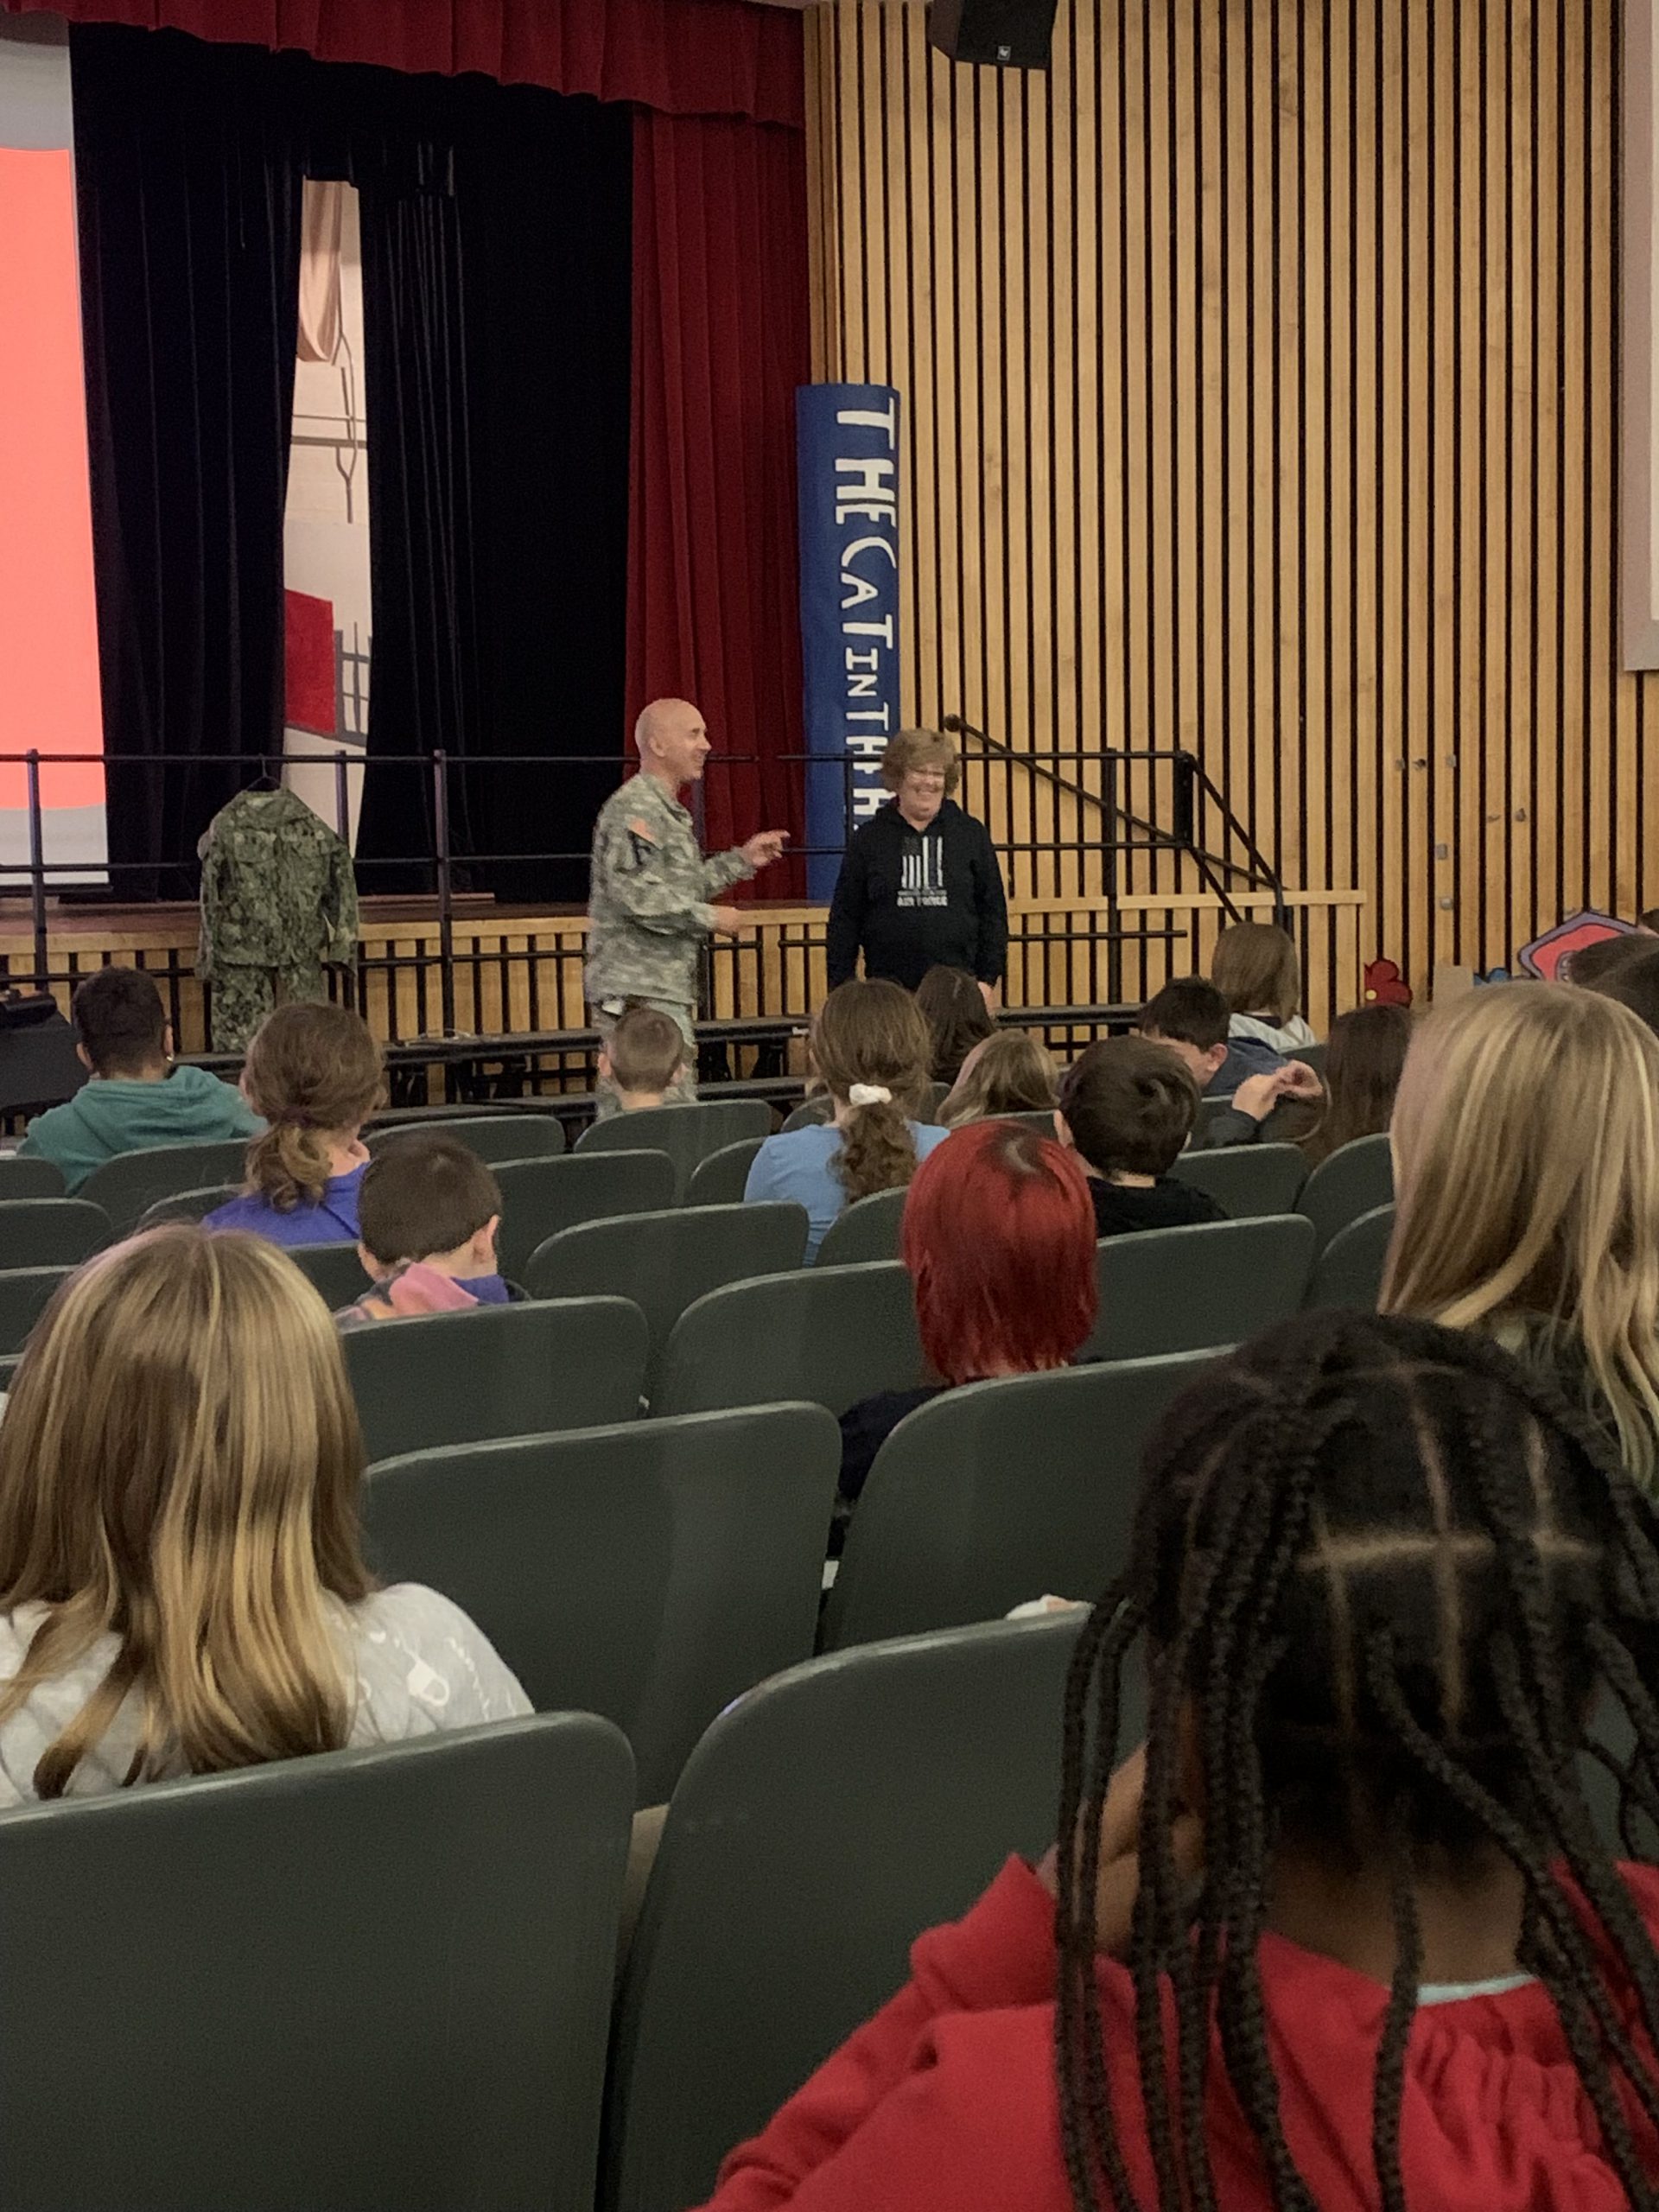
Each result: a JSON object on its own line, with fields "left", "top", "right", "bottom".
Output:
{"left": 71, "top": 27, "right": 303, "bottom": 900}
{"left": 353, "top": 79, "right": 632, "bottom": 903}
{"left": 69, "top": 30, "right": 633, "bottom": 906}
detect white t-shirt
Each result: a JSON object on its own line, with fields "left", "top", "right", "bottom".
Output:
{"left": 0, "top": 1584, "right": 531, "bottom": 1807}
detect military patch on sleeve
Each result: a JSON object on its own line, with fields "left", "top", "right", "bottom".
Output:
{"left": 626, "top": 817, "right": 658, "bottom": 870}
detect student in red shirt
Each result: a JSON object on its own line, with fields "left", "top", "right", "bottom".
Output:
{"left": 705, "top": 1311, "right": 1659, "bottom": 2212}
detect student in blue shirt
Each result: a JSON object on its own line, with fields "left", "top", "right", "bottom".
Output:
{"left": 205, "top": 1003, "right": 382, "bottom": 1248}
{"left": 746, "top": 980, "right": 950, "bottom": 1262}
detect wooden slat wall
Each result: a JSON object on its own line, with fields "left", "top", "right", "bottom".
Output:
{"left": 805, "top": 0, "right": 1659, "bottom": 990}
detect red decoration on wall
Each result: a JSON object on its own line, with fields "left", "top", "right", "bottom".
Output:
{"left": 283, "top": 588, "right": 335, "bottom": 736}
{"left": 1363, "top": 958, "right": 1413, "bottom": 1007}
{"left": 1516, "top": 908, "right": 1633, "bottom": 982}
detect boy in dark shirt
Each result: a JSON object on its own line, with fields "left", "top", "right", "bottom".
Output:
{"left": 1055, "top": 1036, "right": 1228, "bottom": 1236}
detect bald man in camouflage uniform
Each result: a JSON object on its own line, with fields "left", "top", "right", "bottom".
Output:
{"left": 585, "top": 698, "right": 788, "bottom": 1117}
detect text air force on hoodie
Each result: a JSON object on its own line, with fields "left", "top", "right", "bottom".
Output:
{"left": 19, "top": 1067, "right": 264, "bottom": 1192}
{"left": 825, "top": 798, "right": 1008, "bottom": 994}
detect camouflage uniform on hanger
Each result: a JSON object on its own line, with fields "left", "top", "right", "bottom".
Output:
{"left": 584, "top": 772, "right": 755, "bottom": 1118}
{"left": 198, "top": 787, "right": 359, "bottom": 1052}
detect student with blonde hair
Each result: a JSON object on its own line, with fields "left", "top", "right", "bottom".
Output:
{"left": 1382, "top": 982, "right": 1659, "bottom": 1490}
{"left": 596, "top": 1003, "right": 689, "bottom": 1110}
{"left": 1210, "top": 918, "right": 1317, "bottom": 1053}
{"left": 0, "top": 1227, "right": 526, "bottom": 1803}
{"left": 939, "top": 1028, "right": 1058, "bottom": 1127}
{"left": 205, "top": 1001, "right": 383, "bottom": 1246}
{"left": 745, "top": 980, "right": 948, "bottom": 1261}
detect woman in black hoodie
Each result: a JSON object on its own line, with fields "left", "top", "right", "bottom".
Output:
{"left": 824, "top": 729, "right": 1008, "bottom": 997}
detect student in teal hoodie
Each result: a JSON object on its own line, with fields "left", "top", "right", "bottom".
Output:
{"left": 19, "top": 967, "right": 263, "bottom": 1193}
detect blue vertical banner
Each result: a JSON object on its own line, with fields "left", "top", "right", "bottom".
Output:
{"left": 796, "top": 384, "right": 901, "bottom": 900}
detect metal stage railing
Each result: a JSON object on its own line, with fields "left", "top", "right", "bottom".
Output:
{"left": 0, "top": 737, "right": 1286, "bottom": 1067}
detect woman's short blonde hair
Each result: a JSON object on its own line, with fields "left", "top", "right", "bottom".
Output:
{"left": 0, "top": 1226, "right": 373, "bottom": 1796}
{"left": 880, "top": 729, "right": 961, "bottom": 796}
{"left": 1382, "top": 982, "right": 1659, "bottom": 1487}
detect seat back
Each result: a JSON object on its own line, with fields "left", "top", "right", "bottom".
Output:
{"left": 366, "top": 1113, "right": 567, "bottom": 1164}
{"left": 289, "top": 1241, "right": 374, "bottom": 1310}
{"left": 575, "top": 1101, "right": 773, "bottom": 1198}
{"left": 524, "top": 1205, "right": 808, "bottom": 1399}
{"left": 1167, "top": 1141, "right": 1307, "bottom": 1219}
{"left": 344, "top": 1296, "right": 648, "bottom": 1463}
{"left": 1193, "top": 1096, "right": 1240, "bottom": 1145}
{"left": 0, "top": 1198, "right": 111, "bottom": 1268}
{"left": 0, "top": 1156, "right": 65, "bottom": 1200}
{"left": 1087, "top": 1215, "right": 1316, "bottom": 1361}
{"left": 653, "top": 1259, "right": 925, "bottom": 1418}
{"left": 1304, "top": 1202, "right": 1396, "bottom": 1312}
{"left": 1288, "top": 1041, "right": 1327, "bottom": 1077}
{"left": 0, "top": 1265, "right": 73, "bottom": 1355}
{"left": 493, "top": 1152, "right": 676, "bottom": 1281}
{"left": 602, "top": 1615, "right": 1097, "bottom": 2212}
{"left": 79, "top": 1139, "right": 254, "bottom": 1234}
{"left": 781, "top": 1094, "right": 833, "bottom": 1133}
{"left": 137, "top": 1182, "right": 239, "bottom": 1230}
{"left": 0, "top": 1715, "right": 633, "bottom": 2212}
{"left": 822, "top": 1352, "right": 1223, "bottom": 1649}
{"left": 814, "top": 1185, "right": 908, "bottom": 1268}
{"left": 683, "top": 1136, "right": 765, "bottom": 1208}
{"left": 1297, "top": 1131, "right": 1395, "bottom": 1252}
{"left": 364, "top": 1404, "right": 839, "bottom": 1803}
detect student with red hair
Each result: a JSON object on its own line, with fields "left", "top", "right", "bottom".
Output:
{"left": 836, "top": 1120, "right": 1099, "bottom": 1510}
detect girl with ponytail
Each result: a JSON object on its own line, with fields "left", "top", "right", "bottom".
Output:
{"left": 205, "top": 1002, "right": 383, "bottom": 1247}
{"left": 745, "top": 980, "right": 948, "bottom": 1261}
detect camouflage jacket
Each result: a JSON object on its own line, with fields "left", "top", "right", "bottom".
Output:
{"left": 584, "top": 772, "right": 753, "bottom": 1008}
{"left": 197, "top": 786, "right": 359, "bottom": 976}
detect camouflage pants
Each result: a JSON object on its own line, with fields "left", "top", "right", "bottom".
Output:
{"left": 209, "top": 963, "right": 327, "bottom": 1054}
{"left": 590, "top": 998, "right": 698, "bottom": 1122}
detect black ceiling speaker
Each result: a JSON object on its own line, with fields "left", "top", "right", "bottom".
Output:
{"left": 928, "top": 0, "right": 1058, "bottom": 69}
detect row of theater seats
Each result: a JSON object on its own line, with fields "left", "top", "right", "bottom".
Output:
{"left": 361, "top": 1350, "right": 1212, "bottom": 1796}
{"left": 0, "top": 1116, "right": 1396, "bottom": 1358}
{"left": 0, "top": 1092, "right": 1497, "bottom": 2209}
{"left": 5, "top": 1594, "right": 1648, "bottom": 2212}
{"left": 0, "top": 1188, "right": 1397, "bottom": 1414}
{"left": 0, "top": 1610, "right": 1096, "bottom": 2212}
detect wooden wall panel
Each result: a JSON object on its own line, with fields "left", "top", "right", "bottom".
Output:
{"left": 805, "top": 0, "right": 1659, "bottom": 994}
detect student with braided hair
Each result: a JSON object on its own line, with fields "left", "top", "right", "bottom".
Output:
{"left": 745, "top": 981, "right": 949, "bottom": 1262}
{"left": 703, "top": 1311, "right": 1659, "bottom": 2212}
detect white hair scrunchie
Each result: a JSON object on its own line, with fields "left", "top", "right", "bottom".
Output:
{"left": 847, "top": 1084, "right": 893, "bottom": 1107}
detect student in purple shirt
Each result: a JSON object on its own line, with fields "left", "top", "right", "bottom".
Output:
{"left": 205, "top": 1003, "right": 382, "bottom": 1248}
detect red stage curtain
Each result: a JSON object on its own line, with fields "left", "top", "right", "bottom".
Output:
{"left": 626, "top": 109, "right": 809, "bottom": 891}
{"left": 0, "top": 0, "right": 804, "bottom": 125}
